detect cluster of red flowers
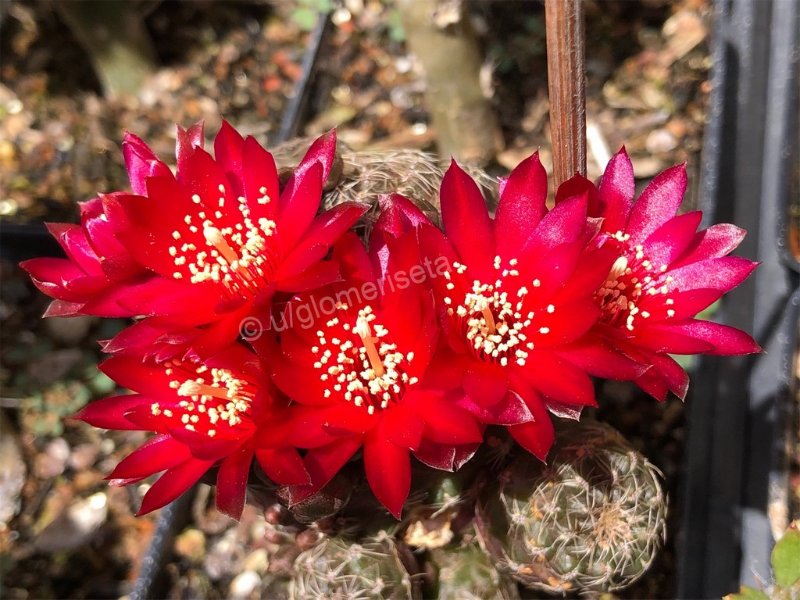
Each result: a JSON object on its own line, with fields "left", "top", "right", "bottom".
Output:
{"left": 22, "top": 123, "right": 759, "bottom": 519}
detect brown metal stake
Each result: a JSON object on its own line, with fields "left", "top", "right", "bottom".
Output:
{"left": 545, "top": 0, "right": 586, "bottom": 187}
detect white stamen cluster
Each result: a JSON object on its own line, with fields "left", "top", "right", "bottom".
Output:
{"left": 150, "top": 360, "right": 255, "bottom": 438}
{"left": 311, "top": 305, "right": 417, "bottom": 415}
{"left": 168, "top": 184, "right": 277, "bottom": 296}
{"left": 444, "top": 256, "right": 552, "bottom": 367}
{"left": 596, "top": 231, "right": 676, "bottom": 331}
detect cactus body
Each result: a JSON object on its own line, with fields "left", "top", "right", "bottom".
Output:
{"left": 431, "top": 539, "right": 520, "bottom": 600}
{"left": 477, "top": 421, "right": 667, "bottom": 594}
{"left": 290, "top": 535, "right": 414, "bottom": 600}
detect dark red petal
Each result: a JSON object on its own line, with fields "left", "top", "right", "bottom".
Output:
{"left": 299, "top": 436, "right": 362, "bottom": 499}
{"left": 276, "top": 202, "right": 368, "bottom": 280}
{"left": 20, "top": 257, "right": 92, "bottom": 301}
{"left": 507, "top": 389, "right": 554, "bottom": 461}
{"left": 122, "top": 132, "right": 171, "bottom": 195}
{"left": 414, "top": 440, "right": 479, "bottom": 471}
{"left": 633, "top": 368, "right": 670, "bottom": 402}
{"left": 494, "top": 152, "right": 548, "bottom": 258}
{"left": 242, "top": 136, "right": 280, "bottom": 222}
{"left": 440, "top": 160, "right": 494, "bottom": 277}
{"left": 374, "top": 194, "right": 434, "bottom": 241}
{"left": 632, "top": 325, "right": 716, "bottom": 354}
{"left": 274, "top": 258, "right": 341, "bottom": 293}
{"left": 532, "top": 297, "right": 600, "bottom": 347}
{"left": 137, "top": 457, "right": 214, "bottom": 516}
{"left": 175, "top": 121, "right": 205, "bottom": 178}
{"left": 672, "top": 223, "right": 747, "bottom": 267}
{"left": 214, "top": 120, "right": 245, "bottom": 180}
{"left": 419, "top": 396, "right": 484, "bottom": 444}
{"left": 555, "top": 338, "right": 647, "bottom": 380}
{"left": 596, "top": 147, "right": 635, "bottom": 231}
{"left": 99, "top": 355, "right": 174, "bottom": 397}
{"left": 45, "top": 223, "right": 103, "bottom": 276}
{"left": 626, "top": 164, "right": 687, "bottom": 244}
{"left": 523, "top": 192, "right": 588, "bottom": 253}
{"left": 294, "top": 129, "right": 337, "bottom": 185}
{"left": 664, "top": 320, "right": 761, "bottom": 355}
{"left": 650, "top": 352, "right": 690, "bottom": 400}
{"left": 364, "top": 434, "right": 410, "bottom": 518}
{"left": 668, "top": 256, "right": 758, "bottom": 293}
{"left": 382, "top": 405, "right": 425, "bottom": 451}
{"left": 277, "top": 161, "right": 324, "bottom": 250}
{"left": 641, "top": 288, "right": 723, "bottom": 322}
{"left": 518, "top": 353, "right": 597, "bottom": 407}
{"left": 215, "top": 445, "right": 252, "bottom": 520}
{"left": 643, "top": 211, "right": 703, "bottom": 268}
{"left": 106, "top": 435, "right": 191, "bottom": 480}
{"left": 255, "top": 448, "right": 311, "bottom": 485}
{"left": 456, "top": 389, "right": 534, "bottom": 426}
{"left": 74, "top": 394, "right": 151, "bottom": 430}
{"left": 463, "top": 362, "right": 508, "bottom": 407}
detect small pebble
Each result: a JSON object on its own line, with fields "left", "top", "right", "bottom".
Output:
{"left": 229, "top": 570, "right": 260, "bottom": 599}
{"left": 35, "top": 438, "right": 70, "bottom": 479}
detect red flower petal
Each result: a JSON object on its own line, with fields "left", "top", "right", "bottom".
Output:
{"left": 463, "top": 361, "right": 508, "bottom": 407}
{"left": 517, "top": 353, "right": 597, "bottom": 408}
{"left": 667, "top": 256, "right": 758, "bottom": 293}
{"left": 122, "top": 132, "right": 171, "bottom": 195}
{"left": 625, "top": 163, "right": 687, "bottom": 244}
{"left": 364, "top": 433, "right": 410, "bottom": 518}
{"left": 255, "top": 448, "right": 311, "bottom": 486}
{"left": 440, "top": 160, "right": 494, "bottom": 277}
{"left": 414, "top": 440, "right": 478, "bottom": 471}
{"left": 74, "top": 394, "right": 151, "bottom": 430}
{"left": 137, "top": 457, "right": 214, "bottom": 516}
{"left": 296, "top": 436, "right": 362, "bottom": 502}
{"left": 643, "top": 211, "right": 703, "bottom": 268}
{"left": 664, "top": 320, "right": 761, "bottom": 355}
{"left": 596, "top": 147, "right": 635, "bottom": 232}
{"left": 277, "top": 162, "right": 324, "bottom": 250}
{"left": 507, "top": 389, "right": 554, "bottom": 461}
{"left": 672, "top": 223, "right": 747, "bottom": 267}
{"left": 215, "top": 445, "right": 253, "bottom": 520}
{"left": 106, "top": 435, "right": 192, "bottom": 480}
{"left": 494, "top": 152, "right": 548, "bottom": 259}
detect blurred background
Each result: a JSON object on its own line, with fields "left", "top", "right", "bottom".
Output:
{"left": 0, "top": 0, "right": 796, "bottom": 598}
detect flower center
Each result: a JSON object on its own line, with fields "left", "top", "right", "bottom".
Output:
{"left": 444, "top": 257, "right": 556, "bottom": 367}
{"left": 150, "top": 359, "right": 256, "bottom": 438}
{"left": 311, "top": 305, "right": 417, "bottom": 415}
{"left": 595, "top": 231, "right": 676, "bottom": 331}
{"left": 168, "top": 184, "right": 278, "bottom": 297}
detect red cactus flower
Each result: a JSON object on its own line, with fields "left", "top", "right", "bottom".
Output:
{"left": 76, "top": 344, "right": 308, "bottom": 519}
{"left": 24, "top": 122, "right": 367, "bottom": 354}
{"left": 576, "top": 148, "right": 760, "bottom": 400}
{"left": 420, "top": 156, "right": 644, "bottom": 461}
{"left": 255, "top": 228, "right": 483, "bottom": 518}
{"left": 20, "top": 196, "right": 151, "bottom": 317}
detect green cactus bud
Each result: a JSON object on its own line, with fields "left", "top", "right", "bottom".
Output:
{"left": 290, "top": 534, "right": 416, "bottom": 600}
{"left": 476, "top": 421, "right": 667, "bottom": 594}
{"left": 430, "top": 536, "right": 520, "bottom": 600}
